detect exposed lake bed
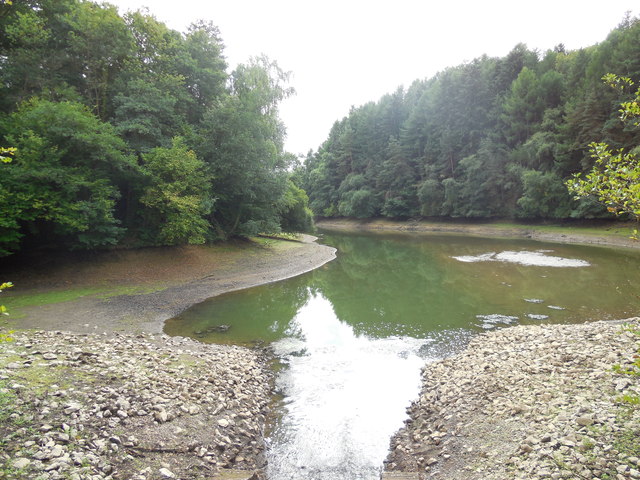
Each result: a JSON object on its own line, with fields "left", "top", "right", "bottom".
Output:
{"left": 1, "top": 224, "right": 639, "bottom": 479}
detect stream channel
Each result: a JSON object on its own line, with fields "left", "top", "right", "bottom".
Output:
{"left": 165, "top": 230, "right": 640, "bottom": 479}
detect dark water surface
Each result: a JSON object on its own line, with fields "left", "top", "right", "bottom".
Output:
{"left": 165, "top": 231, "right": 640, "bottom": 479}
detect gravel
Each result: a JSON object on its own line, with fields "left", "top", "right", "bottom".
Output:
{"left": 0, "top": 330, "right": 272, "bottom": 479}
{"left": 385, "top": 318, "right": 640, "bottom": 480}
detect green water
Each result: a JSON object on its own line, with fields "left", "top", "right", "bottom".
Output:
{"left": 165, "top": 231, "right": 640, "bottom": 479}
{"left": 165, "top": 231, "right": 640, "bottom": 344}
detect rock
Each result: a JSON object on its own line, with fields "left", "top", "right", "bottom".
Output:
{"left": 159, "top": 467, "right": 176, "bottom": 478}
{"left": 50, "top": 445, "right": 64, "bottom": 458}
{"left": 576, "top": 415, "right": 594, "bottom": 426}
{"left": 218, "top": 418, "right": 230, "bottom": 428}
{"left": 617, "top": 464, "right": 629, "bottom": 475}
{"left": 43, "top": 353, "right": 58, "bottom": 360}
{"left": 154, "top": 409, "right": 169, "bottom": 423}
{"left": 12, "top": 458, "right": 30, "bottom": 469}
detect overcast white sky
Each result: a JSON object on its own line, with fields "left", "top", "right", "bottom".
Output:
{"left": 107, "top": 0, "right": 638, "bottom": 155}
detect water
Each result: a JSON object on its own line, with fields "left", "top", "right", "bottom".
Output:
{"left": 165, "top": 231, "right": 640, "bottom": 478}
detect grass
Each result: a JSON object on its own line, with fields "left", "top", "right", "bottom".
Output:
{"left": 2, "top": 284, "right": 166, "bottom": 319}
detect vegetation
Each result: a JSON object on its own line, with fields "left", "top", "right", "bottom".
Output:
{"left": 299, "top": 16, "right": 640, "bottom": 222}
{"left": 567, "top": 74, "right": 640, "bottom": 223}
{"left": 0, "top": 0, "right": 313, "bottom": 257}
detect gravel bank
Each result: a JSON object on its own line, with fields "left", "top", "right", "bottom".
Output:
{"left": 0, "top": 330, "right": 271, "bottom": 479}
{"left": 385, "top": 318, "right": 640, "bottom": 480}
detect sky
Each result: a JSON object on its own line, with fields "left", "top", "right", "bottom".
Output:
{"left": 106, "top": 0, "right": 639, "bottom": 156}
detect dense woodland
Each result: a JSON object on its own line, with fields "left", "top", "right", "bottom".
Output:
{"left": 2, "top": 3, "right": 639, "bottom": 258}
{"left": 0, "top": 0, "right": 312, "bottom": 256}
{"left": 299, "top": 15, "right": 640, "bottom": 220}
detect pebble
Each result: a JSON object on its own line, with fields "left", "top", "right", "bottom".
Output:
{"left": 12, "top": 458, "right": 31, "bottom": 469}
{"left": 159, "top": 467, "right": 176, "bottom": 478}
{"left": 0, "top": 330, "right": 271, "bottom": 479}
{"left": 385, "top": 318, "right": 640, "bottom": 479}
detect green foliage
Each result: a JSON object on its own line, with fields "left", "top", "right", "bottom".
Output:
{"left": 0, "top": 147, "right": 15, "bottom": 163}
{"left": 0, "top": 282, "right": 13, "bottom": 321}
{"left": 278, "top": 180, "right": 315, "bottom": 233}
{"left": 193, "top": 56, "right": 293, "bottom": 238}
{"left": 139, "top": 138, "right": 212, "bottom": 245}
{"left": 567, "top": 74, "right": 640, "bottom": 220}
{"left": 0, "top": 99, "right": 131, "bottom": 254}
{"left": 302, "top": 16, "right": 640, "bottom": 222}
{"left": 338, "top": 189, "right": 378, "bottom": 218}
{"left": 0, "top": 0, "right": 298, "bottom": 254}
{"left": 517, "top": 170, "right": 573, "bottom": 218}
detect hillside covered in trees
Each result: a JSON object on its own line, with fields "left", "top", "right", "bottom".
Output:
{"left": 299, "top": 16, "right": 640, "bottom": 221}
{"left": 0, "top": 0, "right": 312, "bottom": 257}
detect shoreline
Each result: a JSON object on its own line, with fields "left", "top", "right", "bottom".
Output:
{"left": 384, "top": 318, "right": 640, "bottom": 480}
{"left": 2, "top": 226, "right": 639, "bottom": 479}
{"left": 5, "top": 235, "right": 336, "bottom": 336}
{"left": 1, "top": 235, "right": 335, "bottom": 479}
{"left": 316, "top": 218, "right": 640, "bottom": 250}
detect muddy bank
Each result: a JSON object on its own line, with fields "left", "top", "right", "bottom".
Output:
{"left": 317, "top": 218, "right": 640, "bottom": 249}
{"left": 0, "top": 329, "right": 271, "bottom": 479}
{"left": 5, "top": 235, "right": 336, "bottom": 335}
{"left": 385, "top": 318, "right": 640, "bottom": 480}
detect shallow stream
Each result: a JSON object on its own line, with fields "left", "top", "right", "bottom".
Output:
{"left": 165, "top": 231, "right": 640, "bottom": 479}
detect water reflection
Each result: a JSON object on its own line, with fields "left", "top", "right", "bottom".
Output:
{"left": 164, "top": 231, "right": 640, "bottom": 478}
{"left": 267, "top": 292, "right": 427, "bottom": 480}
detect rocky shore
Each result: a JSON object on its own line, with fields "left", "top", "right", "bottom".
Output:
{"left": 0, "top": 330, "right": 271, "bottom": 480}
{"left": 385, "top": 318, "right": 640, "bottom": 480}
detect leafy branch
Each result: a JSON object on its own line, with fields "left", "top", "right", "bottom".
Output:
{"left": 566, "top": 75, "right": 640, "bottom": 226}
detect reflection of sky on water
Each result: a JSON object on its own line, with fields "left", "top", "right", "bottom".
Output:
{"left": 165, "top": 232, "right": 640, "bottom": 477}
{"left": 268, "top": 291, "right": 428, "bottom": 480}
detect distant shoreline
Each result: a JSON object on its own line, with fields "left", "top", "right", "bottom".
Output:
{"left": 316, "top": 218, "right": 640, "bottom": 250}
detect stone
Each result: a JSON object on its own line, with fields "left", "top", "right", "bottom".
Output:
{"left": 12, "top": 458, "right": 30, "bottom": 469}
{"left": 576, "top": 415, "right": 594, "bottom": 426}
{"left": 617, "top": 465, "right": 629, "bottom": 475}
{"left": 50, "top": 445, "right": 64, "bottom": 458}
{"left": 217, "top": 418, "right": 230, "bottom": 428}
{"left": 159, "top": 467, "right": 176, "bottom": 478}
{"left": 154, "top": 409, "right": 169, "bottom": 423}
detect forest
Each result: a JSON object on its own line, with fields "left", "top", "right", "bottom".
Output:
{"left": 0, "top": 0, "right": 313, "bottom": 257}
{"left": 2, "top": 2, "right": 639, "bottom": 258}
{"left": 298, "top": 15, "right": 640, "bottom": 221}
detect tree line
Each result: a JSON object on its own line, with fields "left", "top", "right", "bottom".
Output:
{"left": 298, "top": 15, "right": 640, "bottom": 221}
{"left": 0, "top": 0, "right": 313, "bottom": 257}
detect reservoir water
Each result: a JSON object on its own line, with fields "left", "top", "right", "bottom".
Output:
{"left": 165, "top": 231, "right": 640, "bottom": 479}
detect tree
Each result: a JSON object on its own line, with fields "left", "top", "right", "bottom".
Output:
{"left": 566, "top": 74, "right": 640, "bottom": 220}
{"left": 278, "top": 179, "right": 314, "bottom": 233}
{"left": 0, "top": 99, "right": 134, "bottom": 254}
{"left": 139, "top": 138, "right": 213, "bottom": 245}
{"left": 194, "top": 56, "right": 293, "bottom": 238}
